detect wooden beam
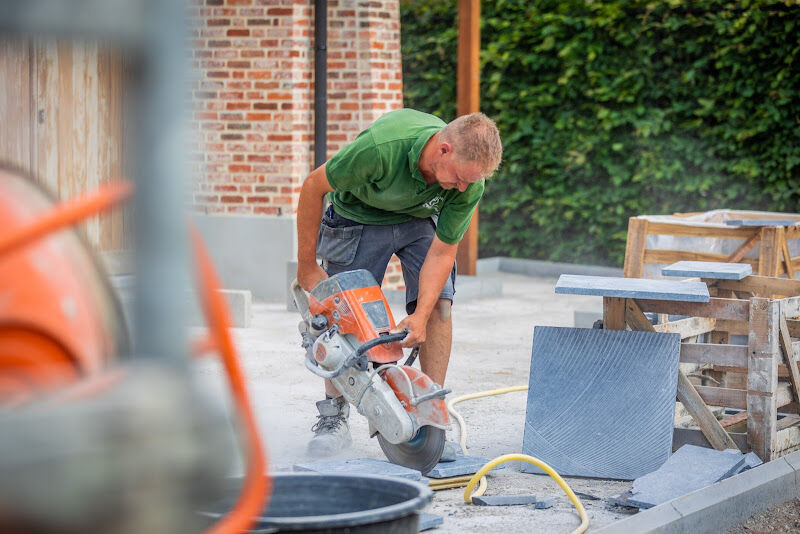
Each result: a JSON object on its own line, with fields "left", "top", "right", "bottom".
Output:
{"left": 747, "top": 297, "right": 779, "bottom": 461}
{"left": 644, "top": 222, "right": 758, "bottom": 239}
{"left": 623, "top": 217, "right": 648, "bottom": 278}
{"left": 654, "top": 316, "right": 717, "bottom": 339}
{"left": 778, "top": 311, "right": 800, "bottom": 403}
{"left": 603, "top": 297, "right": 627, "bottom": 330}
{"left": 781, "top": 234, "right": 795, "bottom": 280}
{"left": 715, "top": 276, "right": 800, "bottom": 299}
{"left": 635, "top": 297, "right": 749, "bottom": 321}
{"left": 645, "top": 249, "right": 759, "bottom": 267}
{"left": 726, "top": 230, "right": 761, "bottom": 263}
{"left": 715, "top": 319, "right": 751, "bottom": 336}
{"left": 758, "top": 227, "right": 781, "bottom": 277}
{"left": 454, "top": 0, "right": 480, "bottom": 276}
{"left": 680, "top": 343, "right": 748, "bottom": 367}
{"left": 624, "top": 300, "right": 738, "bottom": 450}
{"left": 696, "top": 384, "right": 792, "bottom": 411}
{"left": 719, "top": 411, "right": 748, "bottom": 429}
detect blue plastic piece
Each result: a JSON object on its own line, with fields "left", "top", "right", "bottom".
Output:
{"left": 293, "top": 457, "right": 424, "bottom": 481}
{"left": 662, "top": 261, "right": 752, "bottom": 280}
{"left": 555, "top": 274, "right": 710, "bottom": 302}
{"left": 522, "top": 327, "right": 680, "bottom": 480}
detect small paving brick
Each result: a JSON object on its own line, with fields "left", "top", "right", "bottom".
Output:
{"left": 418, "top": 513, "right": 443, "bottom": 531}
{"left": 426, "top": 454, "right": 495, "bottom": 478}
{"left": 662, "top": 261, "right": 752, "bottom": 280}
{"left": 535, "top": 496, "right": 557, "bottom": 509}
{"left": 471, "top": 494, "right": 538, "bottom": 506}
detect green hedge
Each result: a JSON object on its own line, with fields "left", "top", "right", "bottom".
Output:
{"left": 400, "top": 0, "right": 800, "bottom": 266}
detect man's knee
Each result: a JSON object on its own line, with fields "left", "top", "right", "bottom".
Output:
{"left": 433, "top": 298, "right": 452, "bottom": 321}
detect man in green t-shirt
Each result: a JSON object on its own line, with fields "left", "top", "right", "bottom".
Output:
{"left": 296, "top": 109, "right": 502, "bottom": 456}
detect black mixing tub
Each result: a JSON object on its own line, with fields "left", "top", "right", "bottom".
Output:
{"left": 199, "top": 473, "right": 433, "bottom": 533}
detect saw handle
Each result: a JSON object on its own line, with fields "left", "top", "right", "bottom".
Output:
{"left": 354, "top": 331, "right": 408, "bottom": 360}
{"left": 290, "top": 278, "right": 313, "bottom": 324}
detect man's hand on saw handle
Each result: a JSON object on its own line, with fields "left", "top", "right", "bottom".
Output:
{"left": 297, "top": 261, "right": 328, "bottom": 292}
{"left": 393, "top": 313, "right": 426, "bottom": 348}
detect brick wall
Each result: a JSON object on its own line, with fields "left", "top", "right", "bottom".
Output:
{"left": 189, "top": 0, "right": 406, "bottom": 288}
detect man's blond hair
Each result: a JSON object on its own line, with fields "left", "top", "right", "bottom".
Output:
{"left": 438, "top": 112, "right": 502, "bottom": 177}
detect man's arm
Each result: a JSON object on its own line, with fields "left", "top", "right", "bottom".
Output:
{"left": 394, "top": 236, "right": 458, "bottom": 347}
{"left": 296, "top": 163, "right": 334, "bottom": 291}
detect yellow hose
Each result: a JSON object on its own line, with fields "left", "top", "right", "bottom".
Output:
{"left": 447, "top": 386, "right": 589, "bottom": 534}
{"left": 463, "top": 454, "right": 589, "bottom": 534}
{"left": 447, "top": 385, "right": 528, "bottom": 453}
{"left": 430, "top": 475, "right": 487, "bottom": 494}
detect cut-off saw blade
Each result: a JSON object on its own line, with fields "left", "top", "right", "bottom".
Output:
{"left": 377, "top": 425, "right": 445, "bottom": 475}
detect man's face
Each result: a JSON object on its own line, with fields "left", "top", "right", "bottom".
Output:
{"left": 431, "top": 155, "right": 484, "bottom": 192}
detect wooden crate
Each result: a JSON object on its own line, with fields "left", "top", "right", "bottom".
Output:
{"left": 623, "top": 212, "right": 800, "bottom": 279}
{"left": 602, "top": 277, "right": 800, "bottom": 461}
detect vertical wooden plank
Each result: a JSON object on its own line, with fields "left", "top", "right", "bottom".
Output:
{"left": 779, "top": 306, "right": 800, "bottom": 403}
{"left": 748, "top": 297, "right": 779, "bottom": 461}
{"left": 781, "top": 234, "right": 795, "bottom": 280}
{"left": 455, "top": 0, "right": 480, "bottom": 276}
{"left": 623, "top": 217, "right": 648, "bottom": 278}
{"left": 57, "top": 40, "right": 74, "bottom": 201}
{"left": 759, "top": 226, "right": 781, "bottom": 277}
{"left": 603, "top": 297, "right": 627, "bottom": 330}
{"left": 0, "top": 38, "right": 32, "bottom": 172}
{"left": 35, "top": 39, "right": 60, "bottom": 195}
{"left": 84, "top": 40, "right": 100, "bottom": 247}
{"left": 101, "top": 45, "right": 125, "bottom": 251}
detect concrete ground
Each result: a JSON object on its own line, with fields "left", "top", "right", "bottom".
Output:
{"left": 192, "top": 272, "right": 634, "bottom": 533}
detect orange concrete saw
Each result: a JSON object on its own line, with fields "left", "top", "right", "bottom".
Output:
{"left": 291, "top": 270, "right": 451, "bottom": 474}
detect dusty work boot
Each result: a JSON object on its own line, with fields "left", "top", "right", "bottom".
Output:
{"left": 307, "top": 396, "right": 352, "bottom": 457}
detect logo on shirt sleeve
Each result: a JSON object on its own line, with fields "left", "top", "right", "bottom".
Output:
{"left": 422, "top": 194, "right": 444, "bottom": 213}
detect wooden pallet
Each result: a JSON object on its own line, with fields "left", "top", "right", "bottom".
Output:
{"left": 602, "top": 276, "right": 800, "bottom": 461}
{"left": 623, "top": 214, "right": 800, "bottom": 279}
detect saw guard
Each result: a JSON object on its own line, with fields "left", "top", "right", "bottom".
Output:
{"left": 380, "top": 365, "right": 450, "bottom": 431}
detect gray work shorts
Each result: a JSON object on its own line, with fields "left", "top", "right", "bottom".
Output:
{"left": 316, "top": 205, "right": 456, "bottom": 314}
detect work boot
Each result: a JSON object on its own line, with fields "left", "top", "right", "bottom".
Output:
{"left": 307, "top": 396, "right": 352, "bottom": 457}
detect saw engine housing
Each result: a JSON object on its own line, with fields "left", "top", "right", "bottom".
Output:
{"left": 292, "top": 270, "right": 450, "bottom": 449}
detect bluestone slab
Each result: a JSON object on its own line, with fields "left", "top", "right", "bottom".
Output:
{"left": 535, "top": 496, "right": 557, "bottom": 509}
{"left": 555, "top": 274, "right": 710, "bottom": 302}
{"left": 418, "top": 513, "right": 443, "bottom": 531}
{"left": 293, "top": 458, "right": 424, "bottom": 481}
{"left": 662, "top": 261, "right": 752, "bottom": 280}
{"left": 426, "top": 454, "right": 493, "bottom": 479}
{"left": 471, "top": 494, "right": 538, "bottom": 506}
{"left": 726, "top": 219, "right": 799, "bottom": 227}
{"left": 626, "top": 445, "right": 746, "bottom": 509}
{"left": 737, "top": 452, "right": 763, "bottom": 473}
{"left": 522, "top": 327, "right": 681, "bottom": 480}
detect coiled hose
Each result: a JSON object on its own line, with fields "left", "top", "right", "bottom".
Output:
{"left": 447, "top": 386, "right": 589, "bottom": 534}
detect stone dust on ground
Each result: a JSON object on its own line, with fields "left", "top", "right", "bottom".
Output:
{"left": 727, "top": 498, "right": 800, "bottom": 533}
{"left": 193, "top": 272, "right": 636, "bottom": 533}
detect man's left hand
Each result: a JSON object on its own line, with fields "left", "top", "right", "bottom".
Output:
{"left": 392, "top": 313, "right": 427, "bottom": 348}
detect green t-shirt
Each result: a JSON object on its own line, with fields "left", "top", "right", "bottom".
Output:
{"left": 325, "top": 109, "right": 484, "bottom": 245}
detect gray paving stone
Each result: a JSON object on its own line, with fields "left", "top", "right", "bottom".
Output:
{"left": 738, "top": 452, "right": 763, "bottom": 473}
{"left": 626, "top": 445, "right": 746, "bottom": 509}
{"left": 522, "top": 327, "right": 681, "bottom": 480}
{"left": 662, "top": 261, "right": 752, "bottom": 280}
{"left": 418, "top": 513, "right": 443, "bottom": 531}
{"left": 555, "top": 274, "right": 710, "bottom": 302}
{"left": 426, "top": 454, "right": 494, "bottom": 479}
{"left": 471, "top": 494, "right": 537, "bottom": 506}
{"left": 726, "top": 219, "right": 799, "bottom": 227}
{"left": 293, "top": 457, "right": 424, "bottom": 481}
{"left": 535, "top": 496, "right": 556, "bottom": 509}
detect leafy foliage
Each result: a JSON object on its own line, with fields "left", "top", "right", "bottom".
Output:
{"left": 401, "top": 0, "right": 800, "bottom": 266}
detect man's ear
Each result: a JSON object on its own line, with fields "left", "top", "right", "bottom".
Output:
{"left": 439, "top": 141, "right": 453, "bottom": 157}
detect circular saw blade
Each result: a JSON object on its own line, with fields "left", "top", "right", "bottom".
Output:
{"left": 377, "top": 425, "right": 445, "bottom": 475}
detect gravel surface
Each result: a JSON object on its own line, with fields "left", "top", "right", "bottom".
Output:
{"left": 193, "top": 272, "right": 635, "bottom": 533}
{"left": 727, "top": 498, "right": 800, "bottom": 533}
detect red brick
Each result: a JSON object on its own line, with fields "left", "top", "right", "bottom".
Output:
{"left": 227, "top": 29, "right": 250, "bottom": 37}
{"left": 229, "top": 164, "right": 251, "bottom": 172}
